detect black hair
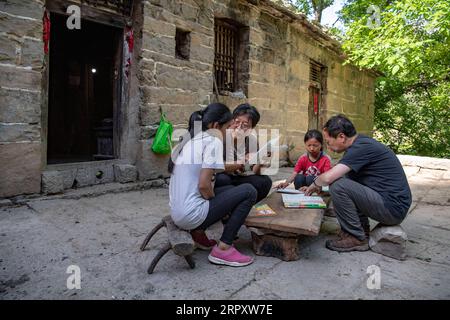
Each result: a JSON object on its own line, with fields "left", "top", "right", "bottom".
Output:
{"left": 232, "top": 103, "right": 260, "bottom": 128}
{"left": 168, "top": 103, "right": 232, "bottom": 173}
{"left": 323, "top": 114, "right": 357, "bottom": 138}
{"left": 304, "top": 129, "right": 324, "bottom": 151}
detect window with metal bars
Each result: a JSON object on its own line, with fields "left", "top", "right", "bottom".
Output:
{"left": 214, "top": 19, "right": 238, "bottom": 93}
{"left": 310, "top": 60, "right": 323, "bottom": 85}
{"left": 80, "top": 0, "right": 133, "bottom": 16}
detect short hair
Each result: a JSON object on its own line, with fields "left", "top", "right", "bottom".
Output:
{"left": 304, "top": 129, "right": 323, "bottom": 145}
{"left": 323, "top": 114, "right": 357, "bottom": 138}
{"left": 233, "top": 103, "right": 260, "bottom": 128}
{"left": 304, "top": 129, "right": 324, "bottom": 151}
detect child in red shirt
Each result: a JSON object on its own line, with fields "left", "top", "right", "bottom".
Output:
{"left": 277, "top": 129, "right": 332, "bottom": 189}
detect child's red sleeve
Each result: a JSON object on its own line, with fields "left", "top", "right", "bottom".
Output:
{"left": 322, "top": 156, "right": 332, "bottom": 173}
{"left": 294, "top": 155, "right": 305, "bottom": 173}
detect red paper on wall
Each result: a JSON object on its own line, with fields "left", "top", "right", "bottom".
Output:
{"left": 313, "top": 92, "right": 319, "bottom": 115}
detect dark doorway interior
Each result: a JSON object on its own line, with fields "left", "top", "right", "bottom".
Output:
{"left": 47, "top": 14, "right": 122, "bottom": 164}
{"left": 308, "top": 61, "right": 327, "bottom": 131}
{"left": 308, "top": 85, "right": 321, "bottom": 130}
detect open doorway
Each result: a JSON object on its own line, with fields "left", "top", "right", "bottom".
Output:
{"left": 47, "top": 14, "right": 122, "bottom": 164}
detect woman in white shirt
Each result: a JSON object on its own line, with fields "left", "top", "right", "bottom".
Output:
{"left": 169, "top": 103, "right": 257, "bottom": 267}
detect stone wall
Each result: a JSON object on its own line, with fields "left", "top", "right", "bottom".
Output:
{"left": 137, "top": 0, "right": 377, "bottom": 169}
{"left": 0, "top": 0, "right": 377, "bottom": 197}
{"left": 0, "top": 0, "right": 45, "bottom": 197}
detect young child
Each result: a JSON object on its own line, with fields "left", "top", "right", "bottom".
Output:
{"left": 276, "top": 129, "right": 331, "bottom": 190}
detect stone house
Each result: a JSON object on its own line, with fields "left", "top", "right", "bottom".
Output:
{"left": 0, "top": 0, "right": 377, "bottom": 198}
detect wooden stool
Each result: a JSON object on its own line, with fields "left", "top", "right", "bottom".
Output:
{"left": 140, "top": 215, "right": 195, "bottom": 274}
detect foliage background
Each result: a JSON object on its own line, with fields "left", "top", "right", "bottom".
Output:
{"left": 273, "top": 0, "right": 450, "bottom": 158}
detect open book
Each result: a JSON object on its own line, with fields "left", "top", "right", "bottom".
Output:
{"left": 281, "top": 193, "right": 327, "bottom": 209}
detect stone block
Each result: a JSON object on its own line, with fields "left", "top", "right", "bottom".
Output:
{"left": 0, "top": 64, "right": 42, "bottom": 91}
{"left": 0, "top": 11, "right": 42, "bottom": 39}
{"left": 0, "top": 87, "right": 41, "bottom": 123}
{"left": 113, "top": 164, "right": 138, "bottom": 183}
{"left": 247, "top": 97, "right": 270, "bottom": 110}
{"left": 151, "top": 179, "right": 165, "bottom": 187}
{"left": 142, "top": 32, "right": 175, "bottom": 56}
{"left": 258, "top": 109, "right": 283, "bottom": 127}
{"left": 136, "top": 139, "right": 170, "bottom": 181}
{"left": 179, "top": 3, "right": 198, "bottom": 22}
{"left": 0, "top": 0, "right": 44, "bottom": 20}
{"left": 140, "top": 103, "right": 160, "bottom": 126}
{"left": 0, "top": 199, "right": 13, "bottom": 207}
{"left": 189, "top": 44, "right": 214, "bottom": 64}
{"left": 247, "top": 82, "right": 272, "bottom": 100}
{"left": 0, "top": 142, "right": 41, "bottom": 197}
{"left": 142, "top": 49, "right": 212, "bottom": 72}
{"left": 286, "top": 112, "right": 308, "bottom": 133}
{"left": 161, "top": 104, "right": 198, "bottom": 126}
{"left": 141, "top": 86, "right": 198, "bottom": 105}
{"left": 77, "top": 165, "right": 115, "bottom": 187}
{"left": 143, "top": 17, "right": 176, "bottom": 37}
{"left": 53, "top": 162, "right": 115, "bottom": 190}
{"left": 0, "top": 123, "right": 40, "bottom": 143}
{"left": 369, "top": 224, "right": 407, "bottom": 260}
{"left": 190, "top": 32, "right": 213, "bottom": 48}
{"left": 140, "top": 125, "right": 158, "bottom": 140}
{"left": 0, "top": 34, "right": 17, "bottom": 64}
{"left": 41, "top": 171, "right": 64, "bottom": 195}
{"left": 155, "top": 63, "right": 212, "bottom": 91}
{"left": 21, "top": 38, "right": 44, "bottom": 69}
{"left": 0, "top": 36, "right": 43, "bottom": 68}
{"left": 397, "top": 155, "right": 450, "bottom": 171}
{"left": 286, "top": 89, "right": 301, "bottom": 106}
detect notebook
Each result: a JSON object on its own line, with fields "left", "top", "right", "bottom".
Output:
{"left": 281, "top": 193, "right": 327, "bottom": 209}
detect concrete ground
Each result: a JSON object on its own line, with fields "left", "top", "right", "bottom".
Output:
{"left": 1, "top": 156, "right": 449, "bottom": 300}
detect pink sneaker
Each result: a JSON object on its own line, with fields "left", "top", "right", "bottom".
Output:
{"left": 208, "top": 245, "right": 254, "bottom": 267}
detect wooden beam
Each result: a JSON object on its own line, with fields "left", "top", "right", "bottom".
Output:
{"left": 46, "top": 0, "right": 130, "bottom": 28}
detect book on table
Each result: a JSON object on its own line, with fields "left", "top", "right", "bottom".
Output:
{"left": 276, "top": 188, "right": 303, "bottom": 194}
{"left": 281, "top": 193, "right": 327, "bottom": 209}
{"left": 253, "top": 203, "right": 277, "bottom": 216}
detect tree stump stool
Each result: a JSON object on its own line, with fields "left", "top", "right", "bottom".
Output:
{"left": 140, "top": 215, "right": 195, "bottom": 274}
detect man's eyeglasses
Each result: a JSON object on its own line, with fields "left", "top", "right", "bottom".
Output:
{"left": 233, "top": 119, "right": 250, "bottom": 130}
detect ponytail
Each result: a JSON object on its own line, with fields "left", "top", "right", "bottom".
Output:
{"left": 168, "top": 103, "right": 232, "bottom": 173}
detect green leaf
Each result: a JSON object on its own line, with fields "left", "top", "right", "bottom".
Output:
{"left": 392, "top": 65, "right": 400, "bottom": 75}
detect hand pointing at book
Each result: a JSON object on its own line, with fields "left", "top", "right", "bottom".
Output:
{"left": 303, "top": 183, "right": 321, "bottom": 196}
{"left": 275, "top": 181, "right": 290, "bottom": 189}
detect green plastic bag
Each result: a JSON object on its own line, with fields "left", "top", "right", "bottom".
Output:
{"left": 151, "top": 112, "right": 173, "bottom": 154}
